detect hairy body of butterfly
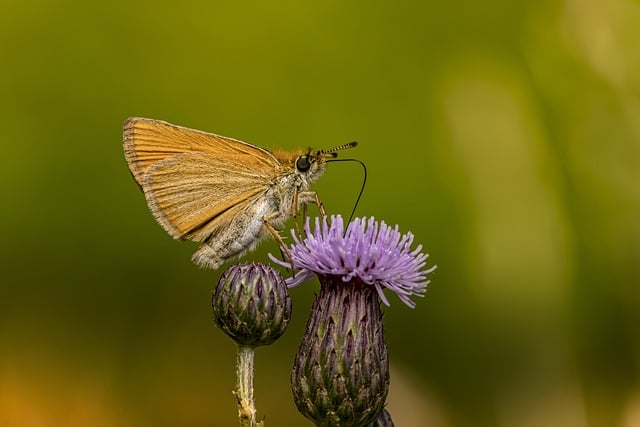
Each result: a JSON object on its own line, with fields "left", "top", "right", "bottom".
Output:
{"left": 123, "top": 117, "right": 354, "bottom": 269}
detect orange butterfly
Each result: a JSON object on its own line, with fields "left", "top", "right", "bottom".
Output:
{"left": 124, "top": 117, "right": 356, "bottom": 269}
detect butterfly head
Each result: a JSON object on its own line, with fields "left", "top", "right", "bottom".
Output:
{"left": 293, "top": 142, "right": 359, "bottom": 183}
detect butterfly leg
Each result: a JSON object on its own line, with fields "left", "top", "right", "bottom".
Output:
{"left": 263, "top": 215, "right": 299, "bottom": 277}
{"left": 315, "top": 192, "right": 326, "bottom": 217}
{"left": 296, "top": 191, "right": 326, "bottom": 218}
{"left": 292, "top": 186, "right": 302, "bottom": 236}
{"left": 302, "top": 203, "right": 308, "bottom": 232}
{"left": 263, "top": 214, "right": 294, "bottom": 266}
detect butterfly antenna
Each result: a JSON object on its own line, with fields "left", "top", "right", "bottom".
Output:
{"left": 321, "top": 141, "right": 358, "bottom": 156}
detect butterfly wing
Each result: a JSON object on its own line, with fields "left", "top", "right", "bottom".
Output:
{"left": 123, "top": 118, "right": 280, "bottom": 241}
{"left": 143, "top": 152, "right": 270, "bottom": 241}
{"left": 123, "top": 117, "right": 280, "bottom": 186}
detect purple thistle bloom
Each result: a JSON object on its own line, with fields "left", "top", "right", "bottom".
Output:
{"left": 271, "top": 215, "right": 436, "bottom": 307}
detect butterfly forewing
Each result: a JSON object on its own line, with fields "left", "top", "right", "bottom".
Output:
{"left": 124, "top": 117, "right": 280, "bottom": 185}
{"left": 144, "top": 152, "right": 268, "bottom": 240}
{"left": 124, "top": 117, "right": 282, "bottom": 242}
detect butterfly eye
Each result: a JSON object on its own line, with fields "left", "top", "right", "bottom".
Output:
{"left": 296, "top": 156, "right": 311, "bottom": 172}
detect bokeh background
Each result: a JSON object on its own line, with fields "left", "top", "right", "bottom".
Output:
{"left": 2, "top": 1, "right": 639, "bottom": 426}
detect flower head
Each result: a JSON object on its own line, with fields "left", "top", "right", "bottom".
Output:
{"left": 212, "top": 263, "right": 291, "bottom": 347}
{"left": 271, "top": 215, "right": 436, "bottom": 307}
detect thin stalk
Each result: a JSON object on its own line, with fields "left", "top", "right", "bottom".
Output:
{"left": 234, "top": 345, "right": 263, "bottom": 426}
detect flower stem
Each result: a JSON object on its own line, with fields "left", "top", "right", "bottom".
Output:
{"left": 234, "top": 345, "right": 263, "bottom": 426}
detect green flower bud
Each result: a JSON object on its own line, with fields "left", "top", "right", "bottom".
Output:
{"left": 291, "top": 276, "right": 389, "bottom": 426}
{"left": 212, "top": 263, "right": 291, "bottom": 347}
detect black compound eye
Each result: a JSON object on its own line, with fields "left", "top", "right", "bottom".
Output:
{"left": 296, "top": 156, "right": 311, "bottom": 172}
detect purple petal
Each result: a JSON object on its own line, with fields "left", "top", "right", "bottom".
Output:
{"left": 273, "top": 215, "right": 436, "bottom": 307}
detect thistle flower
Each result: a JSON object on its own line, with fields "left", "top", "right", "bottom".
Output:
{"left": 273, "top": 216, "right": 435, "bottom": 426}
{"left": 272, "top": 215, "right": 435, "bottom": 307}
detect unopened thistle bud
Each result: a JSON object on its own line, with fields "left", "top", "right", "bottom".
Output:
{"left": 212, "top": 263, "right": 291, "bottom": 347}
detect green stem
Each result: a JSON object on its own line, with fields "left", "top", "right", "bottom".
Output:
{"left": 235, "top": 345, "right": 263, "bottom": 426}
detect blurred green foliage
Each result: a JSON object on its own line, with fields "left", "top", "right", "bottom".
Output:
{"left": 1, "top": 0, "right": 639, "bottom": 426}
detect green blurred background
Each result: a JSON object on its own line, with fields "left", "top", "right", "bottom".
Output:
{"left": 2, "top": 0, "right": 639, "bottom": 426}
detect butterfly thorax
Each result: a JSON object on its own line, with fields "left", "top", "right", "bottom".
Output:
{"left": 267, "top": 149, "right": 328, "bottom": 221}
